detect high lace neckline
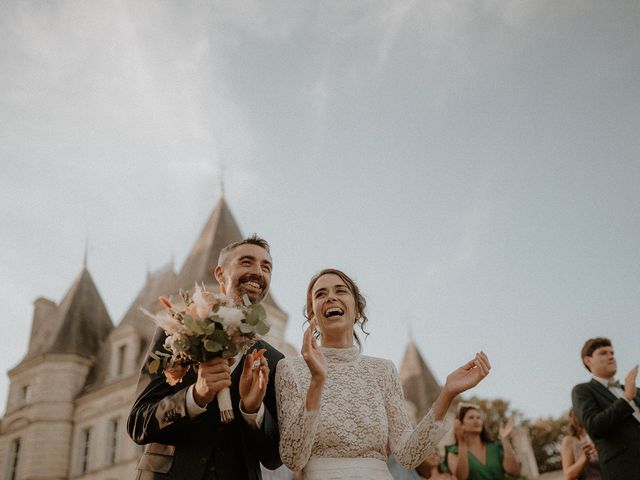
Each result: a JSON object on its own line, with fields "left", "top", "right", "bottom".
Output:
{"left": 320, "top": 345, "right": 360, "bottom": 363}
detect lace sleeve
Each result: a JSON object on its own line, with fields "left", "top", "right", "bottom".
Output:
{"left": 275, "top": 359, "right": 319, "bottom": 471}
{"left": 384, "top": 360, "right": 452, "bottom": 468}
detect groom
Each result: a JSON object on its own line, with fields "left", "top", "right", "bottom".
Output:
{"left": 128, "top": 235, "right": 284, "bottom": 480}
{"left": 572, "top": 337, "right": 640, "bottom": 480}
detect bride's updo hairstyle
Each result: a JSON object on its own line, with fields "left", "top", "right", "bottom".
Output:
{"left": 304, "top": 268, "right": 369, "bottom": 348}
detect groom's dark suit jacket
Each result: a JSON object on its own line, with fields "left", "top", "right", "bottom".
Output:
{"left": 572, "top": 379, "right": 640, "bottom": 480}
{"left": 127, "top": 328, "right": 284, "bottom": 480}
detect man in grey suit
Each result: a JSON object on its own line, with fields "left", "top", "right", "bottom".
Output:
{"left": 572, "top": 337, "right": 640, "bottom": 480}
{"left": 128, "top": 235, "right": 284, "bottom": 480}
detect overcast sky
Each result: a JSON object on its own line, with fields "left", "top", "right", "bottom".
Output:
{"left": 1, "top": 0, "right": 639, "bottom": 420}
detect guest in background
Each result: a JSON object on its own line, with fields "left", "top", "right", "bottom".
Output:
{"left": 572, "top": 337, "right": 640, "bottom": 479}
{"left": 415, "top": 450, "right": 454, "bottom": 480}
{"left": 446, "top": 404, "right": 520, "bottom": 480}
{"left": 560, "top": 408, "right": 601, "bottom": 480}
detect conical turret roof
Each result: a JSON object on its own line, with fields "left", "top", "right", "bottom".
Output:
{"left": 176, "top": 197, "right": 242, "bottom": 290}
{"left": 18, "top": 266, "right": 114, "bottom": 365}
{"left": 399, "top": 339, "right": 441, "bottom": 420}
{"left": 176, "top": 196, "right": 281, "bottom": 309}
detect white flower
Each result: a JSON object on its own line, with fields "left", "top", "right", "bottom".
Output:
{"left": 192, "top": 284, "right": 211, "bottom": 320}
{"left": 164, "top": 333, "right": 189, "bottom": 356}
{"left": 164, "top": 334, "right": 178, "bottom": 351}
{"left": 140, "top": 308, "right": 185, "bottom": 335}
{"left": 217, "top": 306, "right": 244, "bottom": 330}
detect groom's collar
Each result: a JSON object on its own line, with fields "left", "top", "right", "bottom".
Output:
{"left": 592, "top": 375, "right": 615, "bottom": 389}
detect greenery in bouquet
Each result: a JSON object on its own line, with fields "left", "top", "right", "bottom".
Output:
{"left": 141, "top": 283, "right": 270, "bottom": 383}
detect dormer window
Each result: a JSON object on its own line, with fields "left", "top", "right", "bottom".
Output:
{"left": 110, "top": 338, "right": 133, "bottom": 379}
{"left": 108, "top": 325, "right": 139, "bottom": 380}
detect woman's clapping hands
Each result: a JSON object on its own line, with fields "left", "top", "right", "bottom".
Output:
{"left": 302, "top": 319, "right": 327, "bottom": 381}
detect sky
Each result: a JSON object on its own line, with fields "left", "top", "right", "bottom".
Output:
{"left": 1, "top": 0, "right": 639, "bottom": 420}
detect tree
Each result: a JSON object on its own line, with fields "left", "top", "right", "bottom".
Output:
{"left": 453, "top": 396, "right": 523, "bottom": 440}
{"left": 521, "top": 415, "right": 569, "bottom": 473}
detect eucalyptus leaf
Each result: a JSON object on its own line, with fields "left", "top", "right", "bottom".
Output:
{"left": 204, "top": 339, "right": 223, "bottom": 353}
{"left": 246, "top": 308, "right": 260, "bottom": 326}
{"left": 188, "top": 315, "right": 204, "bottom": 334}
{"left": 255, "top": 304, "right": 267, "bottom": 321}
{"left": 239, "top": 323, "right": 254, "bottom": 333}
{"left": 255, "top": 319, "right": 270, "bottom": 335}
{"left": 210, "top": 329, "right": 227, "bottom": 344}
{"left": 182, "top": 315, "right": 196, "bottom": 334}
{"left": 195, "top": 318, "right": 208, "bottom": 333}
{"left": 148, "top": 358, "right": 160, "bottom": 374}
{"left": 204, "top": 322, "right": 218, "bottom": 335}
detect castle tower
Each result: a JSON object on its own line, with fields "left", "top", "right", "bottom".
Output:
{"left": 399, "top": 339, "right": 442, "bottom": 422}
{"left": 0, "top": 196, "right": 294, "bottom": 480}
{"left": 0, "top": 266, "right": 113, "bottom": 480}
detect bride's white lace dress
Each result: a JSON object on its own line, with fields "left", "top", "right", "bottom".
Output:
{"left": 275, "top": 346, "right": 451, "bottom": 479}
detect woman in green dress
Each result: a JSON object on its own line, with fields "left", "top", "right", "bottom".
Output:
{"left": 445, "top": 404, "right": 520, "bottom": 480}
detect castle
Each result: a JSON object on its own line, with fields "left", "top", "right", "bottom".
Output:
{"left": 0, "top": 197, "right": 537, "bottom": 479}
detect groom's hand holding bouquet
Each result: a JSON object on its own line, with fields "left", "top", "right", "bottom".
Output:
{"left": 142, "top": 284, "right": 271, "bottom": 423}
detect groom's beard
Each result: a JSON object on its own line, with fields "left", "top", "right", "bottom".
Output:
{"left": 234, "top": 274, "right": 268, "bottom": 304}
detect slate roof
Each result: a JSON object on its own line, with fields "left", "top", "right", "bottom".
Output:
{"left": 399, "top": 339, "right": 442, "bottom": 420}
{"left": 17, "top": 267, "right": 113, "bottom": 367}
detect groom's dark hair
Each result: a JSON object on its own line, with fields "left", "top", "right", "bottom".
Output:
{"left": 217, "top": 234, "right": 270, "bottom": 267}
{"left": 581, "top": 337, "right": 612, "bottom": 371}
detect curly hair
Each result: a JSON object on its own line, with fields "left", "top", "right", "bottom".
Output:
{"left": 304, "top": 268, "right": 369, "bottom": 349}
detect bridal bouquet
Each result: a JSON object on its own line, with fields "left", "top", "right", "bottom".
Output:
{"left": 141, "top": 284, "right": 270, "bottom": 423}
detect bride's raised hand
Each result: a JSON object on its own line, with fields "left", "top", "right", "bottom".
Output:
{"left": 301, "top": 319, "right": 327, "bottom": 381}
{"left": 443, "top": 351, "right": 491, "bottom": 396}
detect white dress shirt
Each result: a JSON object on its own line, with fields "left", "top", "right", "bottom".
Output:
{"left": 592, "top": 375, "right": 640, "bottom": 424}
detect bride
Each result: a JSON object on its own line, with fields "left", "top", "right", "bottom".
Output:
{"left": 275, "top": 268, "right": 491, "bottom": 479}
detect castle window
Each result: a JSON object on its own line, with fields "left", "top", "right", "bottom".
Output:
{"left": 5, "top": 438, "right": 20, "bottom": 480}
{"left": 107, "top": 417, "right": 119, "bottom": 465}
{"left": 79, "top": 427, "right": 91, "bottom": 474}
{"left": 116, "top": 344, "right": 127, "bottom": 377}
{"left": 20, "top": 385, "right": 30, "bottom": 404}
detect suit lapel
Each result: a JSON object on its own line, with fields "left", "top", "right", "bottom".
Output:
{"left": 230, "top": 352, "right": 247, "bottom": 408}
{"left": 589, "top": 378, "right": 618, "bottom": 403}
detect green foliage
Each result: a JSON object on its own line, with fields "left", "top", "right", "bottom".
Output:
{"left": 521, "top": 416, "right": 568, "bottom": 473}
{"left": 148, "top": 358, "right": 160, "bottom": 374}
{"left": 144, "top": 286, "right": 271, "bottom": 376}
{"left": 453, "top": 395, "right": 523, "bottom": 440}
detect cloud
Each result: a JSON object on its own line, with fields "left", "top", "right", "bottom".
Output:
{"left": 421, "top": 175, "right": 496, "bottom": 290}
